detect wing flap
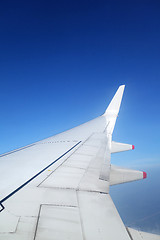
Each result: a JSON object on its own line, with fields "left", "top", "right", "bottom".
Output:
{"left": 35, "top": 205, "right": 83, "bottom": 240}
{"left": 77, "top": 192, "right": 130, "bottom": 240}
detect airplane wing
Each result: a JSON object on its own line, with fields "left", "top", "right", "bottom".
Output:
{"left": 0, "top": 86, "right": 159, "bottom": 240}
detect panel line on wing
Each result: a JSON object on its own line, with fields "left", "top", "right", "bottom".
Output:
{"left": 37, "top": 134, "right": 95, "bottom": 188}
{"left": 0, "top": 141, "right": 82, "bottom": 208}
{"left": 0, "top": 143, "right": 36, "bottom": 158}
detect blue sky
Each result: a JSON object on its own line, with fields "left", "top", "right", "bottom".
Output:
{"left": 0, "top": 0, "right": 160, "bottom": 155}
{"left": 0, "top": 0, "right": 160, "bottom": 233}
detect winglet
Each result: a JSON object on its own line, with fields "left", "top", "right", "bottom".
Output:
{"left": 103, "top": 85, "right": 125, "bottom": 134}
{"left": 104, "top": 85, "right": 125, "bottom": 116}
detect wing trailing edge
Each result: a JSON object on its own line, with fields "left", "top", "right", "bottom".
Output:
{"left": 127, "top": 227, "right": 160, "bottom": 240}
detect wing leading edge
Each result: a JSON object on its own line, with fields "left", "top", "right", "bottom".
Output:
{"left": 0, "top": 85, "right": 159, "bottom": 240}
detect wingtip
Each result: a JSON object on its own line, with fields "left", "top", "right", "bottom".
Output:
{"left": 118, "top": 85, "right": 125, "bottom": 91}
{"left": 119, "top": 84, "right": 125, "bottom": 88}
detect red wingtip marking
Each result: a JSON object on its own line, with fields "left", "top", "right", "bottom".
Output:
{"left": 143, "top": 172, "right": 147, "bottom": 179}
{"left": 132, "top": 145, "right": 135, "bottom": 150}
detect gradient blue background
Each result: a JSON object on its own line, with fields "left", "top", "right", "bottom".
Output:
{"left": 0, "top": 0, "right": 160, "bottom": 234}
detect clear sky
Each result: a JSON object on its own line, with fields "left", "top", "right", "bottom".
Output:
{"left": 0, "top": 0, "right": 160, "bottom": 233}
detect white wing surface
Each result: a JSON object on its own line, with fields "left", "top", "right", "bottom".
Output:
{"left": 0, "top": 86, "right": 159, "bottom": 240}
